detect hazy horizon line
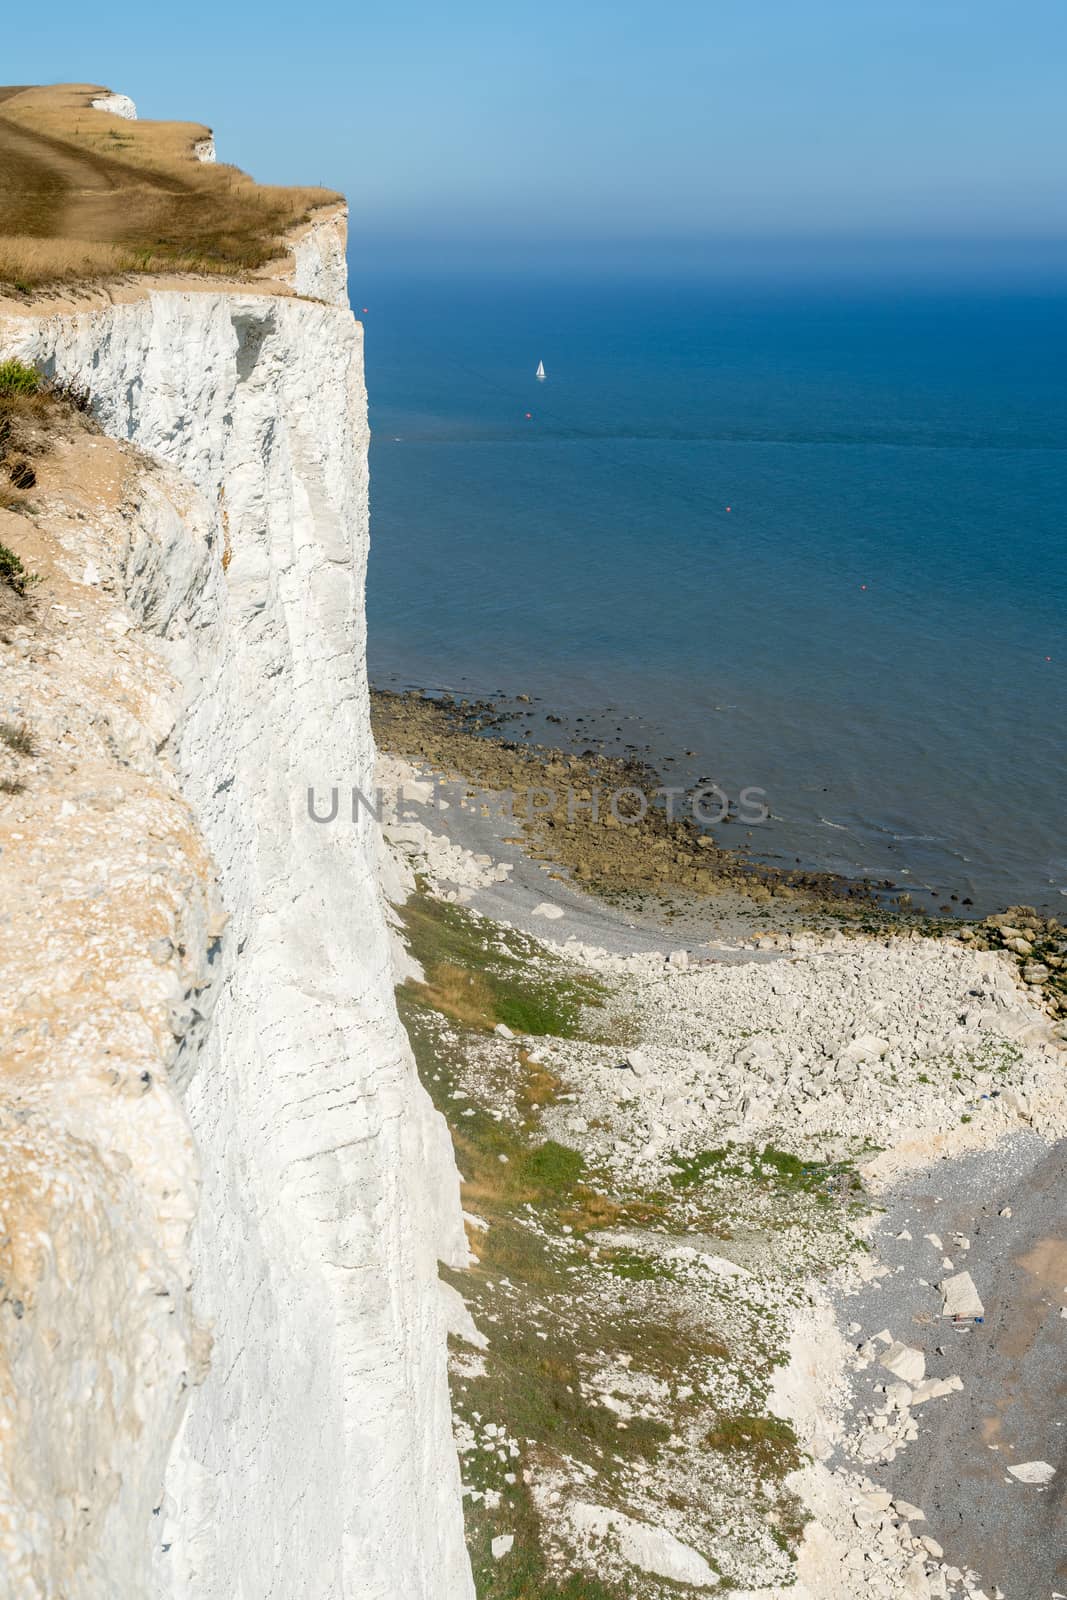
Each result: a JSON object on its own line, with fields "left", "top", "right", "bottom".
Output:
{"left": 347, "top": 231, "right": 1067, "bottom": 286}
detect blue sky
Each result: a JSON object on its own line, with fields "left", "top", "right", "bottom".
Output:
{"left": 6, "top": 0, "right": 1066, "bottom": 266}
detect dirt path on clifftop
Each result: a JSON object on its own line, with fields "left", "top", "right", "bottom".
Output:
{"left": 0, "top": 111, "right": 188, "bottom": 241}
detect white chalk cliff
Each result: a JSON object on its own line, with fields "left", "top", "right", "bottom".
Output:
{"left": 0, "top": 204, "right": 473, "bottom": 1595}
{"left": 89, "top": 92, "right": 138, "bottom": 120}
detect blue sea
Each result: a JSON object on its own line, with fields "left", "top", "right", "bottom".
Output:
{"left": 355, "top": 271, "right": 1066, "bottom": 916}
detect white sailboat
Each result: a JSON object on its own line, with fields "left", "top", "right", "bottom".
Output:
{"left": 535, "top": 359, "right": 546, "bottom": 380}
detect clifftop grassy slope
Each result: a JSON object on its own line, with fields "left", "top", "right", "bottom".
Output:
{"left": 0, "top": 82, "right": 340, "bottom": 290}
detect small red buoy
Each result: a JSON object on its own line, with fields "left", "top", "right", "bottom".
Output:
{"left": 525, "top": 412, "right": 532, "bottom": 419}
{"left": 860, "top": 584, "right": 867, "bottom": 590}
{"left": 362, "top": 307, "right": 368, "bottom": 313}
{"left": 725, "top": 505, "right": 731, "bottom": 512}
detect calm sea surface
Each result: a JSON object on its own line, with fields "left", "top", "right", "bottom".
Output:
{"left": 355, "top": 271, "right": 1066, "bottom": 915}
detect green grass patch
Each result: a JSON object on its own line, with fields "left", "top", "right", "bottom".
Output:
{"left": 398, "top": 992, "right": 587, "bottom": 1215}
{"left": 401, "top": 891, "right": 612, "bottom": 1038}
{"left": 521, "top": 1139, "right": 585, "bottom": 1193}
{"left": 0, "top": 359, "right": 39, "bottom": 398}
{"left": 603, "top": 1248, "right": 675, "bottom": 1283}
{"left": 668, "top": 1144, "right": 860, "bottom": 1205}
{"left": 448, "top": 1276, "right": 671, "bottom": 1470}
{"left": 704, "top": 1413, "right": 803, "bottom": 1480}
{"left": 0, "top": 542, "right": 31, "bottom": 594}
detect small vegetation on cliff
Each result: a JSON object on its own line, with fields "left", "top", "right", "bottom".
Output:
{"left": 0, "top": 361, "right": 44, "bottom": 515}
{"left": 0, "top": 542, "right": 31, "bottom": 591}
{"left": 401, "top": 892, "right": 613, "bottom": 1040}
{"left": 703, "top": 1413, "right": 803, "bottom": 1480}
{"left": 667, "top": 1144, "right": 862, "bottom": 1207}
{"left": 0, "top": 355, "right": 98, "bottom": 527}
{"left": 0, "top": 722, "right": 34, "bottom": 756}
{"left": 0, "top": 718, "right": 34, "bottom": 796}
{"left": 0, "top": 359, "right": 40, "bottom": 397}
{"left": 0, "top": 83, "right": 341, "bottom": 290}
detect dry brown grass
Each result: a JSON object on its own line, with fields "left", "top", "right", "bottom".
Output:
{"left": 0, "top": 236, "right": 132, "bottom": 288}
{"left": 0, "top": 83, "right": 341, "bottom": 290}
{"left": 515, "top": 1050, "right": 564, "bottom": 1114}
{"left": 558, "top": 1187, "right": 671, "bottom": 1235}
{"left": 408, "top": 961, "right": 499, "bottom": 1031}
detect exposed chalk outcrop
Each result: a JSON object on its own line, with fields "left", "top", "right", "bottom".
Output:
{"left": 191, "top": 137, "right": 216, "bottom": 164}
{"left": 566, "top": 1502, "right": 719, "bottom": 1588}
{"left": 282, "top": 204, "right": 350, "bottom": 307}
{"left": 90, "top": 93, "right": 137, "bottom": 120}
{"left": 0, "top": 211, "right": 473, "bottom": 1596}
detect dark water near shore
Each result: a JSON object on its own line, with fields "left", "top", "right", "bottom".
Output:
{"left": 355, "top": 270, "right": 1067, "bottom": 915}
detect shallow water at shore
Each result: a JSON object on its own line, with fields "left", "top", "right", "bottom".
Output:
{"left": 359, "top": 273, "right": 1067, "bottom": 915}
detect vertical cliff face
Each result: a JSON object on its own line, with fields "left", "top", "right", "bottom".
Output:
{"left": 0, "top": 222, "right": 473, "bottom": 1597}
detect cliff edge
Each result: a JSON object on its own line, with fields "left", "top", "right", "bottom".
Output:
{"left": 0, "top": 85, "right": 473, "bottom": 1599}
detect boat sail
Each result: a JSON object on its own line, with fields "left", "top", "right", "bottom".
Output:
{"left": 535, "top": 359, "right": 546, "bottom": 380}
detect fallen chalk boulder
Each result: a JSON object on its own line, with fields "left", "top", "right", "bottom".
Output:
{"left": 880, "top": 1341, "right": 926, "bottom": 1385}
{"left": 911, "top": 1375, "right": 963, "bottom": 1406}
{"left": 1007, "top": 1461, "right": 1056, "bottom": 1485}
{"left": 698, "top": 1253, "right": 752, "bottom": 1281}
{"left": 941, "top": 1270, "right": 984, "bottom": 1319}
{"left": 621, "top": 1049, "right": 650, "bottom": 1077}
{"left": 568, "top": 1502, "right": 718, "bottom": 1588}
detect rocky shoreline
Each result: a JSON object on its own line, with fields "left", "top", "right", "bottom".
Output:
{"left": 371, "top": 687, "right": 895, "bottom": 915}
{"left": 370, "top": 688, "right": 1067, "bottom": 1033}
